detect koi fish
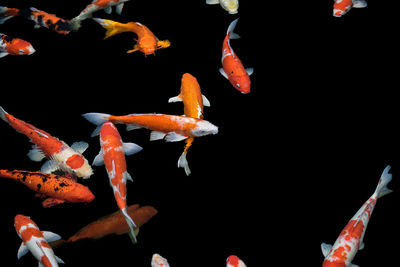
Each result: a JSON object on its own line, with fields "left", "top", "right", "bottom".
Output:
{"left": 82, "top": 112, "right": 218, "bottom": 142}
{"left": 0, "top": 169, "right": 95, "bottom": 207}
{"left": 93, "top": 122, "right": 142, "bottom": 244}
{"left": 220, "top": 18, "right": 253, "bottom": 94}
{"left": 168, "top": 73, "right": 211, "bottom": 175}
{"left": 151, "top": 254, "right": 170, "bottom": 267}
{"left": 70, "top": 0, "right": 129, "bottom": 31}
{"left": 0, "top": 33, "right": 35, "bottom": 58}
{"left": 321, "top": 165, "right": 392, "bottom": 267}
{"left": 226, "top": 255, "right": 246, "bottom": 267}
{"left": 49, "top": 205, "right": 157, "bottom": 248}
{"left": 333, "top": 0, "right": 367, "bottom": 17}
{"left": 14, "top": 214, "right": 64, "bottom": 267}
{"left": 0, "top": 106, "right": 93, "bottom": 179}
{"left": 93, "top": 18, "right": 171, "bottom": 55}
{"left": 206, "top": 0, "right": 239, "bottom": 14}
{"left": 0, "top": 6, "right": 72, "bottom": 34}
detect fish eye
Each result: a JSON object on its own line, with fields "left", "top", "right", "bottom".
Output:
{"left": 236, "top": 83, "right": 241, "bottom": 88}
{"left": 19, "top": 49, "right": 24, "bottom": 54}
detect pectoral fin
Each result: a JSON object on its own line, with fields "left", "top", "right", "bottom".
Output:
{"left": 40, "top": 160, "right": 60, "bottom": 174}
{"left": 17, "top": 242, "right": 28, "bottom": 259}
{"left": 71, "top": 141, "right": 89, "bottom": 154}
{"left": 123, "top": 142, "right": 143, "bottom": 156}
{"left": 219, "top": 68, "right": 229, "bottom": 79}
{"left": 42, "top": 198, "right": 66, "bottom": 208}
{"left": 42, "top": 231, "right": 62, "bottom": 242}
{"left": 92, "top": 150, "right": 104, "bottom": 166}
{"left": 321, "top": 243, "right": 332, "bottom": 257}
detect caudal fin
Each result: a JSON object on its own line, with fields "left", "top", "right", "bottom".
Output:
{"left": 93, "top": 18, "right": 128, "bottom": 39}
{"left": 82, "top": 112, "right": 110, "bottom": 137}
{"left": 0, "top": 105, "right": 9, "bottom": 122}
{"left": 375, "top": 165, "right": 393, "bottom": 198}
{"left": 178, "top": 151, "right": 191, "bottom": 176}
{"left": 0, "top": 7, "right": 20, "bottom": 24}
{"left": 227, "top": 18, "right": 240, "bottom": 39}
{"left": 122, "top": 208, "right": 138, "bottom": 244}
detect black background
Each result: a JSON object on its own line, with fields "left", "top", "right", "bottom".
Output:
{"left": 1, "top": 0, "right": 399, "bottom": 266}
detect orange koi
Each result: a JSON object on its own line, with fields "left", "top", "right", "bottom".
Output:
{"left": 168, "top": 73, "right": 211, "bottom": 175}
{"left": 93, "top": 18, "right": 170, "bottom": 55}
{"left": 321, "top": 166, "right": 392, "bottom": 267}
{"left": 333, "top": 0, "right": 367, "bottom": 17}
{"left": 82, "top": 112, "right": 218, "bottom": 142}
{"left": 49, "top": 205, "right": 157, "bottom": 248}
{"left": 0, "top": 33, "right": 35, "bottom": 58}
{"left": 0, "top": 169, "right": 95, "bottom": 207}
{"left": 220, "top": 18, "right": 253, "bottom": 94}
{"left": 227, "top": 255, "right": 247, "bottom": 267}
{"left": 70, "top": 0, "right": 130, "bottom": 30}
{"left": 0, "top": 6, "right": 72, "bottom": 34}
{"left": 0, "top": 106, "right": 93, "bottom": 179}
{"left": 92, "top": 122, "right": 142, "bottom": 244}
{"left": 15, "top": 215, "right": 64, "bottom": 267}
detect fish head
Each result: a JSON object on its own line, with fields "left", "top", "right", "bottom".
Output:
{"left": 8, "top": 38, "right": 35, "bottom": 55}
{"left": 226, "top": 255, "right": 246, "bottom": 267}
{"left": 230, "top": 73, "right": 251, "bottom": 94}
{"left": 333, "top": 0, "right": 353, "bottom": 17}
{"left": 151, "top": 254, "right": 170, "bottom": 267}
{"left": 66, "top": 154, "right": 93, "bottom": 179}
{"left": 221, "top": 0, "right": 239, "bottom": 14}
{"left": 14, "top": 215, "right": 36, "bottom": 235}
{"left": 67, "top": 183, "right": 95, "bottom": 203}
{"left": 322, "top": 260, "right": 347, "bottom": 267}
{"left": 191, "top": 120, "right": 218, "bottom": 137}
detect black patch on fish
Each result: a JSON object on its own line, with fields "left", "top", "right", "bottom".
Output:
{"left": 37, "top": 183, "right": 42, "bottom": 190}
{"left": 58, "top": 182, "right": 69, "bottom": 187}
{"left": 37, "top": 15, "right": 44, "bottom": 27}
{"left": 54, "top": 187, "right": 59, "bottom": 192}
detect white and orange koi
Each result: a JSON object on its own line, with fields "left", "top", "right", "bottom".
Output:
{"left": 0, "top": 33, "right": 35, "bottom": 58}
{"left": 226, "top": 255, "right": 246, "bottom": 267}
{"left": 0, "top": 106, "right": 93, "bottom": 179}
{"left": 206, "top": 0, "right": 239, "bottom": 14}
{"left": 70, "top": 0, "right": 129, "bottom": 31}
{"left": 14, "top": 215, "right": 64, "bottom": 267}
{"left": 93, "top": 122, "right": 142, "bottom": 244}
{"left": 168, "top": 73, "right": 210, "bottom": 175}
{"left": 220, "top": 18, "right": 253, "bottom": 94}
{"left": 82, "top": 112, "right": 218, "bottom": 141}
{"left": 321, "top": 165, "right": 393, "bottom": 267}
{"left": 151, "top": 253, "right": 170, "bottom": 267}
{"left": 333, "top": 0, "right": 367, "bottom": 17}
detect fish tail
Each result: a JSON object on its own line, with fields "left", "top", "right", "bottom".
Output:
{"left": 92, "top": 18, "right": 129, "bottom": 39}
{"left": 0, "top": 105, "right": 9, "bottom": 122}
{"left": 82, "top": 112, "right": 110, "bottom": 137}
{"left": 0, "top": 6, "right": 20, "bottom": 24}
{"left": 121, "top": 208, "right": 138, "bottom": 244}
{"left": 226, "top": 18, "right": 240, "bottom": 39}
{"left": 178, "top": 138, "right": 194, "bottom": 176}
{"left": 69, "top": 17, "right": 82, "bottom": 31}
{"left": 375, "top": 165, "right": 393, "bottom": 198}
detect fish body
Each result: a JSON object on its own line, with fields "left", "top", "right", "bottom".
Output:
{"left": 22, "top": 7, "right": 72, "bottom": 34}
{"left": 168, "top": 73, "right": 211, "bottom": 175}
{"left": 0, "top": 33, "right": 35, "bottom": 58}
{"left": 93, "top": 18, "right": 170, "bottom": 55}
{"left": 226, "top": 255, "right": 246, "bottom": 267}
{"left": 0, "top": 169, "right": 94, "bottom": 207}
{"left": 151, "top": 254, "right": 170, "bottom": 267}
{"left": 70, "top": 0, "right": 129, "bottom": 30}
{"left": 0, "top": 106, "right": 93, "bottom": 179}
{"left": 63, "top": 205, "right": 157, "bottom": 244}
{"left": 220, "top": 18, "right": 253, "bottom": 94}
{"left": 321, "top": 166, "right": 393, "bottom": 267}
{"left": 333, "top": 0, "right": 367, "bottom": 17}
{"left": 82, "top": 112, "right": 218, "bottom": 142}
{"left": 0, "top": 6, "right": 71, "bottom": 34}
{"left": 206, "top": 0, "right": 239, "bottom": 14}
{"left": 14, "top": 214, "right": 64, "bottom": 267}
{"left": 93, "top": 122, "right": 142, "bottom": 244}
